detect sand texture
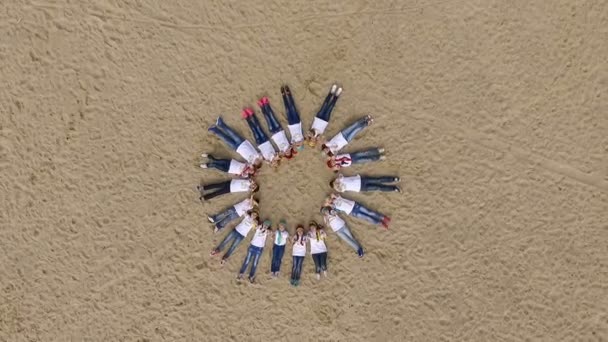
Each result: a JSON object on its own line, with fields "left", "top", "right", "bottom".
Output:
{"left": 1, "top": 0, "right": 608, "bottom": 341}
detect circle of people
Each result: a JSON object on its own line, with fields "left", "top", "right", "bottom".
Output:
{"left": 198, "top": 84, "right": 401, "bottom": 286}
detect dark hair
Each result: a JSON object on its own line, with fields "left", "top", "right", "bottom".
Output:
{"left": 329, "top": 180, "right": 335, "bottom": 188}
{"left": 251, "top": 183, "right": 260, "bottom": 193}
{"left": 309, "top": 220, "right": 319, "bottom": 229}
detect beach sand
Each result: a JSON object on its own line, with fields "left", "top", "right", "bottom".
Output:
{"left": 1, "top": 0, "right": 607, "bottom": 341}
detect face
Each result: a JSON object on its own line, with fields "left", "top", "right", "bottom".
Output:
{"left": 278, "top": 224, "right": 286, "bottom": 231}
{"left": 296, "top": 227, "right": 304, "bottom": 235}
{"left": 251, "top": 212, "right": 258, "bottom": 219}
{"left": 262, "top": 223, "right": 270, "bottom": 230}
{"left": 309, "top": 225, "right": 316, "bottom": 232}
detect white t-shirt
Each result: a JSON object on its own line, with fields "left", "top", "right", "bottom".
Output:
{"left": 308, "top": 231, "right": 328, "bottom": 254}
{"left": 271, "top": 131, "right": 290, "bottom": 153}
{"left": 229, "top": 179, "right": 251, "bottom": 193}
{"left": 333, "top": 196, "right": 355, "bottom": 215}
{"left": 274, "top": 230, "right": 289, "bottom": 246}
{"left": 326, "top": 132, "right": 348, "bottom": 153}
{"left": 311, "top": 117, "right": 328, "bottom": 135}
{"left": 288, "top": 123, "right": 304, "bottom": 144}
{"left": 233, "top": 198, "right": 254, "bottom": 216}
{"left": 338, "top": 175, "right": 361, "bottom": 192}
{"left": 292, "top": 236, "right": 307, "bottom": 256}
{"left": 250, "top": 228, "right": 268, "bottom": 248}
{"left": 236, "top": 140, "right": 261, "bottom": 164}
{"left": 334, "top": 154, "right": 352, "bottom": 167}
{"left": 235, "top": 215, "right": 257, "bottom": 236}
{"left": 327, "top": 215, "right": 346, "bottom": 232}
{"left": 228, "top": 159, "right": 247, "bottom": 175}
{"left": 258, "top": 141, "right": 277, "bottom": 162}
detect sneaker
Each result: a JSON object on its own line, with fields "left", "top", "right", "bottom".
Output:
{"left": 216, "top": 116, "right": 224, "bottom": 126}
{"left": 237, "top": 274, "right": 243, "bottom": 281}
{"left": 280, "top": 85, "right": 285, "bottom": 95}
{"left": 207, "top": 215, "right": 215, "bottom": 223}
{"left": 365, "top": 115, "right": 374, "bottom": 125}
{"left": 323, "top": 270, "right": 327, "bottom": 277}
{"left": 261, "top": 96, "right": 269, "bottom": 105}
{"left": 248, "top": 276, "right": 255, "bottom": 283}
{"left": 394, "top": 177, "right": 400, "bottom": 182}
{"left": 330, "top": 84, "right": 338, "bottom": 94}
{"left": 395, "top": 186, "right": 402, "bottom": 193}
{"left": 378, "top": 148, "right": 385, "bottom": 154}
{"left": 380, "top": 155, "right": 387, "bottom": 161}
{"left": 220, "top": 258, "right": 228, "bottom": 265}
{"left": 257, "top": 99, "right": 264, "bottom": 107}
{"left": 199, "top": 164, "right": 208, "bottom": 169}
{"left": 381, "top": 217, "right": 390, "bottom": 230}
{"left": 210, "top": 249, "right": 219, "bottom": 257}
{"left": 200, "top": 153, "right": 208, "bottom": 158}
{"left": 357, "top": 248, "right": 365, "bottom": 258}
{"left": 241, "top": 109, "right": 250, "bottom": 119}
{"left": 335, "top": 87, "right": 343, "bottom": 97}
{"left": 316, "top": 273, "right": 321, "bottom": 280}
{"left": 245, "top": 107, "right": 254, "bottom": 116}
{"left": 213, "top": 227, "right": 220, "bottom": 234}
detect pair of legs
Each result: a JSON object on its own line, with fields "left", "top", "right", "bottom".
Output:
{"left": 290, "top": 256, "right": 305, "bottom": 286}
{"left": 360, "top": 176, "right": 400, "bottom": 192}
{"left": 312, "top": 252, "right": 328, "bottom": 275}
{"left": 340, "top": 115, "right": 373, "bottom": 142}
{"left": 238, "top": 245, "right": 264, "bottom": 281}
{"left": 209, "top": 206, "right": 239, "bottom": 230}
{"left": 281, "top": 85, "right": 300, "bottom": 125}
{"left": 212, "top": 229, "right": 245, "bottom": 261}
{"left": 201, "top": 154, "right": 231, "bottom": 173}
{"left": 350, "top": 202, "right": 388, "bottom": 226}
{"left": 315, "top": 84, "right": 340, "bottom": 122}
{"left": 243, "top": 109, "right": 270, "bottom": 145}
{"left": 197, "top": 181, "right": 231, "bottom": 201}
{"left": 270, "top": 244, "right": 285, "bottom": 275}
{"left": 208, "top": 117, "right": 245, "bottom": 150}
{"left": 350, "top": 148, "right": 385, "bottom": 164}
{"left": 335, "top": 225, "right": 364, "bottom": 257}
{"left": 258, "top": 98, "right": 283, "bottom": 134}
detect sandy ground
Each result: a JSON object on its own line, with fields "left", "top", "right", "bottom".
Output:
{"left": 1, "top": 0, "right": 608, "bottom": 341}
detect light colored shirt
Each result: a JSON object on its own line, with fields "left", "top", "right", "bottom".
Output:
{"left": 236, "top": 140, "right": 261, "bottom": 164}
{"left": 337, "top": 175, "right": 361, "bottom": 192}
{"left": 250, "top": 228, "right": 268, "bottom": 248}
{"left": 271, "top": 131, "right": 291, "bottom": 153}
{"left": 327, "top": 215, "right": 346, "bottom": 232}
{"left": 258, "top": 141, "right": 277, "bottom": 162}
{"left": 292, "top": 235, "right": 307, "bottom": 256}
{"left": 288, "top": 123, "right": 304, "bottom": 144}
{"left": 308, "top": 231, "right": 328, "bottom": 254}
{"left": 311, "top": 117, "right": 329, "bottom": 136}
{"left": 274, "top": 230, "right": 289, "bottom": 246}
{"left": 227, "top": 159, "right": 247, "bottom": 175}
{"left": 235, "top": 215, "right": 257, "bottom": 236}
{"left": 229, "top": 179, "right": 252, "bottom": 193}
{"left": 326, "top": 132, "right": 348, "bottom": 153}
{"left": 333, "top": 195, "right": 356, "bottom": 215}
{"left": 233, "top": 198, "right": 254, "bottom": 216}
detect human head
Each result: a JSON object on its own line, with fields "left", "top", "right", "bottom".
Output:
{"left": 253, "top": 159, "right": 263, "bottom": 169}
{"left": 270, "top": 157, "right": 280, "bottom": 169}
{"left": 249, "top": 210, "right": 259, "bottom": 220}
{"left": 321, "top": 144, "right": 333, "bottom": 157}
{"left": 278, "top": 219, "right": 287, "bottom": 231}
{"left": 320, "top": 206, "right": 332, "bottom": 215}
{"left": 309, "top": 220, "right": 319, "bottom": 232}
{"left": 262, "top": 219, "right": 272, "bottom": 230}
{"left": 250, "top": 182, "right": 260, "bottom": 193}
{"left": 295, "top": 225, "right": 305, "bottom": 235}
{"left": 329, "top": 180, "right": 336, "bottom": 190}
{"left": 294, "top": 141, "right": 304, "bottom": 152}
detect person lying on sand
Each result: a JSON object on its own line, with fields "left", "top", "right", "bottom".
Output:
{"left": 321, "top": 115, "right": 374, "bottom": 156}
{"left": 238, "top": 219, "right": 271, "bottom": 283}
{"left": 326, "top": 148, "right": 386, "bottom": 171}
{"left": 270, "top": 219, "right": 289, "bottom": 278}
{"left": 257, "top": 97, "right": 292, "bottom": 159}
{"left": 210, "top": 210, "right": 259, "bottom": 264}
{"left": 308, "top": 221, "right": 328, "bottom": 280}
{"left": 306, "top": 84, "right": 342, "bottom": 147}
{"left": 207, "top": 196, "right": 258, "bottom": 231}
{"left": 330, "top": 174, "right": 401, "bottom": 193}
{"left": 321, "top": 207, "right": 364, "bottom": 257}
{"left": 208, "top": 116, "right": 262, "bottom": 168}
{"left": 199, "top": 153, "right": 256, "bottom": 178}
{"left": 325, "top": 194, "right": 391, "bottom": 229}
{"left": 242, "top": 108, "right": 281, "bottom": 168}
{"left": 290, "top": 225, "right": 307, "bottom": 286}
{"left": 281, "top": 85, "right": 305, "bottom": 157}
{"left": 197, "top": 179, "right": 259, "bottom": 201}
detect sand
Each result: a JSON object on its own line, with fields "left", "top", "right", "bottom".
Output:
{"left": 1, "top": 0, "right": 607, "bottom": 341}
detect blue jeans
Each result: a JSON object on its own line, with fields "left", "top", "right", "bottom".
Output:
{"left": 246, "top": 114, "right": 269, "bottom": 145}
{"left": 315, "top": 91, "right": 338, "bottom": 121}
{"left": 198, "top": 181, "right": 232, "bottom": 201}
{"left": 205, "top": 156, "right": 231, "bottom": 173}
{"left": 208, "top": 117, "right": 245, "bottom": 150}
{"left": 261, "top": 103, "right": 282, "bottom": 134}
{"left": 360, "top": 176, "right": 399, "bottom": 192}
{"left": 350, "top": 148, "right": 382, "bottom": 164}
{"left": 270, "top": 244, "right": 285, "bottom": 273}
{"left": 312, "top": 252, "right": 328, "bottom": 273}
{"left": 239, "top": 245, "right": 264, "bottom": 278}
{"left": 282, "top": 87, "right": 301, "bottom": 125}
{"left": 341, "top": 116, "right": 369, "bottom": 142}
{"left": 335, "top": 225, "right": 363, "bottom": 252}
{"left": 211, "top": 206, "right": 239, "bottom": 230}
{"left": 350, "top": 202, "right": 385, "bottom": 225}
{"left": 215, "top": 229, "right": 245, "bottom": 260}
{"left": 291, "top": 256, "right": 304, "bottom": 281}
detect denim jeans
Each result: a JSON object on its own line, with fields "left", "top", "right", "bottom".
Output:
{"left": 350, "top": 148, "right": 382, "bottom": 164}
{"left": 341, "top": 116, "right": 369, "bottom": 142}
{"left": 215, "top": 229, "right": 245, "bottom": 260}
{"left": 239, "top": 245, "right": 264, "bottom": 278}
{"left": 291, "top": 256, "right": 305, "bottom": 281}
{"left": 312, "top": 252, "right": 328, "bottom": 273}
{"left": 360, "top": 176, "right": 399, "bottom": 192}
{"left": 199, "top": 181, "right": 232, "bottom": 200}
{"left": 206, "top": 157, "right": 231, "bottom": 173}
{"left": 270, "top": 244, "right": 286, "bottom": 273}
{"left": 212, "top": 207, "right": 239, "bottom": 230}
{"left": 246, "top": 114, "right": 270, "bottom": 145}
{"left": 315, "top": 92, "right": 338, "bottom": 122}
{"left": 282, "top": 88, "right": 301, "bottom": 125}
{"left": 261, "top": 104, "right": 282, "bottom": 134}
{"left": 350, "top": 202, "right": 385, "bottom": 225}
{"left": 209, "top": 117, "right": 245, "bottom": 150}
{"left": 335, "top": 225, "right": 363, "bottom": 252}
